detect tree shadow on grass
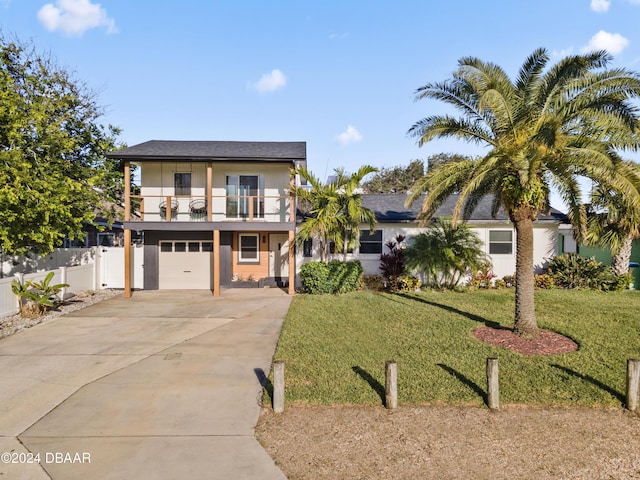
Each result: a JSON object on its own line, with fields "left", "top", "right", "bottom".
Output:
{"left": 352, "top": 366, "right": 386, "bottom": 406}
{"left": 254, "top": 368, "right": 274, "bottom": 404}
{"left": 550, "top": 364, "right": 624, "bottom": 404}
{"left": 437, "top": 363, "right": 487, "bottom": 404}
{"left": 396, "top": 292, "right": 503, "bottom": 329}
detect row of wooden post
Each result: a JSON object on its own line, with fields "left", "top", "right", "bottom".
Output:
{"left": 272, "top": 358, "right": 640, "bottom": 413}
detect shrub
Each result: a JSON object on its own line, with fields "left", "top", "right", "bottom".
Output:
{"left": 11, "top": 272, "right": 68, "bottom": 317}
{"left": 502, "top": 275, "right": 516, "bottom": 288}
{"left": 546, "top": 254, "right": 626, "bottom": 291}
{"left": 387, "top": 275, "right": 421, "bottom": 292}
{"left": 363, "top": 275, "right": 386, "bottom": 291}
{"left": 468, "top": 266, "right": 497, "bottom": 289}
{"left": 380, "top": 235, "right": 405, "bottom": 278}
{"left": 299, "top": 260, "right": 363, "bottom": 294}
{"left": 534, "top": 273, "right": 555, "bottom": 289}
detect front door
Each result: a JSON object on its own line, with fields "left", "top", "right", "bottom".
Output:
{"left": 269, "top": 234, "right": 289, "bottom": 280}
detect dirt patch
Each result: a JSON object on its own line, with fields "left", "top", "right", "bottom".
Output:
{"left": 472, "top": 326, "right": 578, "bottom": 355}
{"left": 256, "top": 405, "right": 640, "bottom": 479}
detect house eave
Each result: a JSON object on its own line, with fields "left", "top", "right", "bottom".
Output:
{"left": 124, "top": 221, "right": 296, "bottom": 231}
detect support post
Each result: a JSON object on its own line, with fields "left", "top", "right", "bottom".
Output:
{"left": 273, "top": 360, "right": 285, "bottom": 413}
{"left": 627, "top": 358, "right": 640, "bottom": 412}
{"left": 124, "top": 161, "right": 131, "bottom": 222}
{"left": 486, "top": 357, "right": 499, "bottom": 410}
{"left": 288, "top": 230, "right": 295, "bottom": 295}
{"left": 213, "top": 230, "right": 220, "bottom": 296}
{"left": 385, "top": 360, "right": 398, "bottom": 409}
{"left": 207, "top": 162, "right": 212, "bottom": 222}
{"left": 124, "top": 229, "right": 132, "bottom": 298}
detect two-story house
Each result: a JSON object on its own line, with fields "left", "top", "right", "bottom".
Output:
{"left": 107, "top": 140, "right": 306, "bottom": 297}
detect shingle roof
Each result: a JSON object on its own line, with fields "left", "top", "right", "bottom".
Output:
{"left": 361, "top": 194, "right": 567, "bottom": 223}
{"left": 107, "top": 140, "right": 306, "bottom": 162}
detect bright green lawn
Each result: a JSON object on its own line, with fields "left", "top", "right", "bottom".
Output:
{"left": 272, "top": 289, "right": 640, "bottom": 407}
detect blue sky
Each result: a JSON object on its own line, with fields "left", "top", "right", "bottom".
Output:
{"left": 3, "top": 0, "right": 640, "bottom": 209}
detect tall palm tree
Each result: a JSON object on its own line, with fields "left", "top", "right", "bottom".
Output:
{"left": 291, "top": 165, "right": 378, "bottom": 262}
{"left": 333, "top": 165, "right": 378, "bottom": 260}
{"left": 407, "top": 48, "right": 640, "bottom": 338}
{"left": 586, "top": 171, "right": 640, "bottom": 276}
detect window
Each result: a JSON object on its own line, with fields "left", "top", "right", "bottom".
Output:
{"left": 174, "top": 173, "right": 191, "bottom": 196}
{"left": 174, "top": 242, "right": 187, "bottom": 252}
{"left": 202, "top": 242, "right": 213, "bottom": 252}
{"left": 239, "top": 234, "right": 259, "bottom": 262}
{"left": 226, "top": 175, "right": 264, "bottom": 218}
{"left": 160, "top": 242, "right": 172, "bottom": 252}
{"left": 188, "top": 242, "right": 200, "bottom": 252}
{"left": 303, "top": 238, "right": 313, "bottom": 257}
{"left": 359, "top": 230, "right": 383, "bottom": 254}
{"left": 489, "top": 230, "right": 513, "bottom": 254}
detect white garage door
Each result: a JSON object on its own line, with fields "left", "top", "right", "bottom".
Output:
{"left": 159, "top": 241, "right": 212, "bottom": 289}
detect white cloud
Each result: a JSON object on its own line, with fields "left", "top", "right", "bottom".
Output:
{"left": 582, "top": 30, "right": 629, "bottom": 54}
{"left": 628, "top": 0, "right": 640, "bottom": 4}
{"left": 336, "top": 125, "right": 363, "bottom": 146}
{"left": 37, "top": 0, "right": 117, "bottom": 36}
{"left": 329, "top": 32, "right": 349, "bottom": 40}
{"left": 250, "top": 69, "right": 287, "bottom": 93}
{"left": 590, "top": 0, "right": 611, "bottom": 12}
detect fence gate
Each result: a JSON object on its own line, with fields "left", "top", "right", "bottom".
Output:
{"left": 99, "top": 245, "right": 144, "bottom": 289}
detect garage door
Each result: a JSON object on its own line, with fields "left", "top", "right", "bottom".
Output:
{"left": 159, "top": 241, "right": 213, "bottom": 289}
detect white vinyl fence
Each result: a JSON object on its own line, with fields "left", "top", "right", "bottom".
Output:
{"left": 0, "top": 264, "right": 100, "bottom": 319}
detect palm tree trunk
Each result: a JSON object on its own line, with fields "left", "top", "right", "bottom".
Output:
{"left": 512, "top": 211, "right": 538, "bottom": 338}
{"left": 612, "top": 234, "right": 634, "bottom": 276}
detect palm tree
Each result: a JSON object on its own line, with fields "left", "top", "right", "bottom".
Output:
{"left": 407, "top": 48, "right": 640, "bottom": 338}
{"left": 586, "top": 172, "right": 640, "bottom": 276}
{"left": 333, "top": 165, "right": 378, "bottom": 260}
{"left": 404, "top": 218, "right": 488, "bottom": 289}
{"left": 291, "top": 165, "right": 378, "bottom": 262}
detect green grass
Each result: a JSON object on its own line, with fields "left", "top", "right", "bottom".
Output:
{"left": 271, "top": 289, "right": 640, "bottom": 407}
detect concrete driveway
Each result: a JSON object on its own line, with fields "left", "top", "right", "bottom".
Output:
{"left": 0, "top": 289, "right": 291, "bottom": 479}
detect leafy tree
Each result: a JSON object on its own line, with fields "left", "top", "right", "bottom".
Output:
{"left": 291, "top": 166, "right": 377, "bottom": 262}
{"left": 407, "top": 48, "right": 640, "bottom": 337}
{"left": 0, "top": 36, "right": 124, "bottom": 255}
{"left": 362, "top": 159, "right": 424, "bottom": 193}
{"left": 404, "top": 218, "right": 488, "bottom": 289}
{"left": 586, "top": 172, "right": 640, "bottom": 276}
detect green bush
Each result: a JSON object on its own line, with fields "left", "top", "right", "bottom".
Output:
{"left": 546, "top": 254, "right": 626, "bottom": 291}
{"left": 299, "top": 260, "right": 363, "bottom": 294}
{"left": 11, "top": 271, "right": 68, "bottom": 317}
{"left": 363, "top": 275, "right": 385, "bottom": 291}
{"left": 534, "top": 273, "right": 555, "bottom": 289}
{"left": 387, "top": 275, "right": 421, "bottom": 292}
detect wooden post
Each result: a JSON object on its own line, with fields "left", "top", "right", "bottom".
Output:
{"left": 486, "top": 357, "right": 499, "bottom": 410}
{"left": 385, "top": 360, "right": 398, "bottom": 409}
{"left": 626, "top": 358, "right": 640, "bottom": 412}
{"left": 124, "top": 161, "right": 131, "bottom": 222}
{"left": 207, "top": 162, "right": 213, "bottom": 222}
{"left": 165, "top": 195, "right": 172, "bottom": 222}
{"left": 213, "top": 229, "right": 220, "bottom": 296}
{"left": 124, "top": 229, "right": 132, "bottom": 298}
{"left": 288, "top": 230, "right": 295, "bottom": 295}
{"left": 273, "top": 360, "right": 285, "bottom": 413}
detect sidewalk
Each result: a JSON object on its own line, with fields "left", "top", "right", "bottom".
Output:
{"left": 0, "top": 289, "right": 291, "bottom": 479}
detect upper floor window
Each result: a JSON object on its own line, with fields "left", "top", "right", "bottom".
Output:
{"left": 174, "top": 173, "right": 191, "bottom": 196}
{"left": 226, "top": 175, "right": 264, "bottom": 219}
{"left": 489, "top": 230, "right": 513, "bottom": 254}
{"left": 359, "top": 230, "right": 383, "bottom": 254}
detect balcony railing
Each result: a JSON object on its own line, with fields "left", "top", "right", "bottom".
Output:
{"left": 127, "top": 195, "right": 294, "bottom": 222}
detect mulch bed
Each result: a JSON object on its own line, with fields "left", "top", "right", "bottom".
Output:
{"left": 472, "top": 325, "right": 578, "bottom": 355}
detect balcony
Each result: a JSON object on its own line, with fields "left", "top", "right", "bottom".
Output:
{"left": 128, "top": 194, "right": 294, "bottom": 223}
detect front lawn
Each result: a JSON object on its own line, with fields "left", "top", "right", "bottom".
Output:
{"left": 272, "top": 289, "right": 640, "bottom": 407}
